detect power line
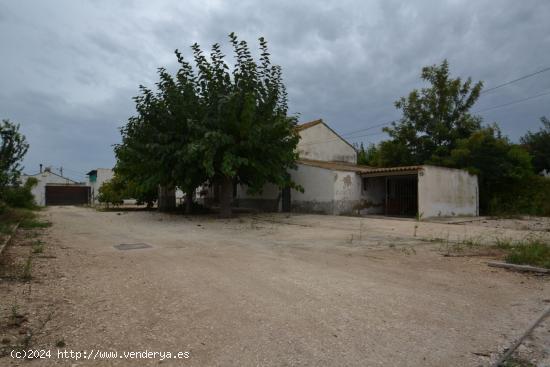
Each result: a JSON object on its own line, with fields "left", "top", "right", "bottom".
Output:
{"left": 338, "top": 119, "right": 399, "bottom": 138}
{"left": 481, "top": 66, "right": 550, "bottom": 95}
{"left": 302, "top": 65, "right": 550, "bottom": 147}
{"left": 473, "top": 90, "right": 550, "bottom": 113}
{"left": 303, "top": 89, "right": 550, "bottom": 147}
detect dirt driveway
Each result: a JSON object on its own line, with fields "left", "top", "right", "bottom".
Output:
{"left": 3, "top": 206, "right": 550, "bottom": 366}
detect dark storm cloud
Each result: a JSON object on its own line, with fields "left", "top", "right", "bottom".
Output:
{"left": 0, "top": 0, "right": 549, "bottom": 178}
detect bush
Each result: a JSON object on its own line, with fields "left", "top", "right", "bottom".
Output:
{"left": 505, "top": 241, "right": 550, "bottom": 269}
{"left": 3, "top": 177, "right": 38, "bottom": 209}
{"left": 97, "top": 180, "right": 124, "bottom": 207}
{"left": 487, "top": 175, "right": 550, "bottom": 216}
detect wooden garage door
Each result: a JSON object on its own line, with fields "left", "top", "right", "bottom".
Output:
{"left": 45, "top": 185, "right": 90, "bottom": 206}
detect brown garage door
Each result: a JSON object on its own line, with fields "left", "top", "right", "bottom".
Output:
{"left": 45, "top": 185, "right": 91, "bottom": 206}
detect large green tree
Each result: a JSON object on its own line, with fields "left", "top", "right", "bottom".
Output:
{"left": 520, "top": 116, "right": 550, "bottom": 175}
{"left": 379, "top": 60, "right": 483, "bottom": 166}
{"left": 0, "top": 119, "right": 29, "bottom": 199}
{"left": 190, "top": 34, "right": 299, "bottom": 216}
{"left": 115, "top": 33, "right": 299, "bottom": 217}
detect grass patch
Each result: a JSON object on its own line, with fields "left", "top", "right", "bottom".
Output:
{"left": 0, "top": 207, "right": 48, "bottom": 233}
{"left": 505, "top": 240, "right": 550, "bottom": 269}
{"left": 19, "top": 217, "right": 51, "bottom": 229}
{"left": 21, "top": 256, "right": 32, "bottom": 281}
{"left": 437, "top": 236, "right": 550, "bottom": 268}
{"left": 31, "top": 240, "right": 44, "bottom": 254}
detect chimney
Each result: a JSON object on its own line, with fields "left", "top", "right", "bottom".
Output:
{"left": 39, "top": 164, "right": 43, "bottom": 173}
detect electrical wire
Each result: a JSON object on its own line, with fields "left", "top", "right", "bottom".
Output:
{"left": 473, "top": 90, "right": 550, "bottom": 113}
{"left": 481, "top": 66, "right": 550, "bottom": 95}
{"left": 303, "top": 89, "right": 550, "bottom": 147}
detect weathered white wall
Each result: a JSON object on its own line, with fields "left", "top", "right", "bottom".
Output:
{"left": 290, "top": 164, "right": 336, "bottom": 213}
{"left": 88, "top": 168, "right": 114, "bottom": 203}
{"left": 361, "top": 177, "right": 385, "bottom": 214}
{"left": 289, "top": 164, "right": 366, "bottom": 215}
{"left": 333, "top": 170, "right": 364, "bottom": 215}
{"left": 297, "top": 123, "right": 357, "bottom": 163}
{"left": 21, "top": 172, "right": 77, "bottom": 206}
{"left": 418, "top": 166, "right": 478, "bottom": 218}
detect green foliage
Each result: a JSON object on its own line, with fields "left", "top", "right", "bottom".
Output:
{"left": 19, "top": 217, "right": 51, "bottom": 229}
{"left": 32, "top": 240, "right": 44, "bottom": 254}
{"left": 97, "top": 179, "right": 124, "bottom": 207}
{"left": 3, "top": 177, "right": 37, "bottom": 209}
{"left": 485, "top": 174, "right": 550, "bottom": 216}
{"left": 0, "top": 119, "right": 29, "bottom": 200}
{"left": 0, "top": 207, "right": 37, "bottom": 234}
{"left": 381, "top": 60, "right": 483, "bottom": 166}
{"left": 115, "top": 33, "right": 299, "bottom": 216}
{"left": 505, "top": 240, "right": 550, "bottom": 269}
{"left": 446, "top": 125, "right": 536, "bottom": 214}
{"left": 520, "top": 116, "right": 550, "bottom": 175}
{"left": 356, "top": 143, "right": 379, "bottom": 166}
{"left": 97, "top": 174, "right": 157, "bottom": 207}
{"left": 21, "top": 255, "right": 32, "bottom": 281}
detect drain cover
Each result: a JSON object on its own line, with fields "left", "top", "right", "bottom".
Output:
{"left": 114, "top": 243, "right": 152, "bottom": 251}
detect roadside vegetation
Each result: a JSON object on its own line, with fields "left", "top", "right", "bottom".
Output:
{"left": 504, "top": 241, "right": 550, "bottom": 269}
{"left": 0, "top": 120, "right": 53, "bottom": 355}
{"left": 440, "top": 236, "right": 550, "bottom": 269}
{"left": 0, "top": 119, "right": 45, "bottom": 241}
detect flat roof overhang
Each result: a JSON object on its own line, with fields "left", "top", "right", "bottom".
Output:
{"left": 360, "top": 166, "right": 423, "bottom": 178}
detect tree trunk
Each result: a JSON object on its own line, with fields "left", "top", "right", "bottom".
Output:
{"left": 219, "top": 176, "right": 233, "bottom": 218}
{"left": 185, "top": 189, "right": 193, "bottom": 214}
{"left": 158, "top": 185, "right": 176, "bottom": 212}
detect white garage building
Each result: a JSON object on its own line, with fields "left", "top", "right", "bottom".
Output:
{"left": 21, "top": 167, "right": 90, "bottom": 206}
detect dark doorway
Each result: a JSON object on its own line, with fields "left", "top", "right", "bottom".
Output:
{"left": 45, "top": 185, "right": 90, "bottom": 206}
{"left": 385, "top": 175, "right": 418, "bottom": 216}
{"left": 282, "top": 187, "right": 291, "bottom": 212}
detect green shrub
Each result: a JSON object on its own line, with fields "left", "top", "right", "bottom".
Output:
{"left": 3, "top": 177, "right": 38, "bottom": 209}
{"left": 487, "top": 175, "right": 550, "bottom": 216}
{"left": 19, "top": 217, "right": 51, "bottom": 229}
{"left": 505, "top": 241, "right": 550, "bottom": 269}
{"left": 97, "top": 179, "right": 124, "bottom": 207}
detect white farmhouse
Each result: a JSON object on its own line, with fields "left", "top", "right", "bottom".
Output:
{"left": 231, "top": 119, "right": 479, "bottom": 218}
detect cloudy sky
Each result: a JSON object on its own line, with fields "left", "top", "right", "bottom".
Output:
{"left": 1, "top": 0, "right": 549, "bottom": 180}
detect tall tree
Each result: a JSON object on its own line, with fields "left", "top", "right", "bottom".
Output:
{"left": 381, "top": 60, "right": 483, "bottom": 166}
{"left": 520, "top": 116, "right": 550, "bottom": 175}
{"left": 0, "top": 119, "right": 29, "bottom": 199}
{"left": 115, "top": 33, "right": 299, "bottom": 217}
{"left": 184, "top": 33, "right": 299, "bottom": 217}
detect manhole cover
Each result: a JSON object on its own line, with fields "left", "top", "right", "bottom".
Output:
{"left": 114, "top": 243, "right": 152, "bottom": 251}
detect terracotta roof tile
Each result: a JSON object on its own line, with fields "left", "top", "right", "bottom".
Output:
{"left": 295, "top": 119, "right": 323, "bottom": 131}
{"left": 297, "top": 159, "right": 373, "bottom": 172}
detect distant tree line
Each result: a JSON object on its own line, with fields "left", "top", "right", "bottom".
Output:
{"left": 357, "top": 60, "right": 550, "bottom": 215}
{"left": 112, "top": 33, "right": 300, "bottom": 216}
